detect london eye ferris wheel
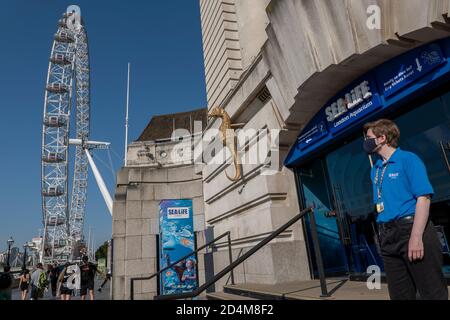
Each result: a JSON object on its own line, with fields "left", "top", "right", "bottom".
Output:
{"left": 41, "top": 9, "right": 112, "bottom": 263}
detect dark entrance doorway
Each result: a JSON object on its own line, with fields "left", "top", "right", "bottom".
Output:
{"left": 298, "top": 160, "right": 349, "bottom": 277}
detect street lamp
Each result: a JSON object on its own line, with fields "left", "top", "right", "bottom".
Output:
{"left": 6, "top": 237, "right": 14, "bottom": 267}
{"left": 23, "top": 243, "right": 31, "bottom": 270}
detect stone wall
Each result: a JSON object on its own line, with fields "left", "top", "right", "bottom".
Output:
{"left": 111, "top": 164, "right": 205, "bottom": 300}
{"left": 199, "top": 0, "right": 244, "bottom": 109}
{"left": 234, "top": 0, "right": 270, "bottom": 70}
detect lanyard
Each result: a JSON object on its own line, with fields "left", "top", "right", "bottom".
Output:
{"left": 374, "top": 163, "right": 389, "bottom": 201}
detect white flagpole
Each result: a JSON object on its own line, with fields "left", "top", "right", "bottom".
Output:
{"left": 124, "top": 63, "right": 130, "bottom": 167}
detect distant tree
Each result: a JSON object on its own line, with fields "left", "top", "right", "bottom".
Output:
{"left": 95, "top": 241, "right": 108, "bottom": 261}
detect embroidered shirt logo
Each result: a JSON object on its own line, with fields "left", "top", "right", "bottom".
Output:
{"left": 389, "top": 173, "right": 399, "bottom": 179}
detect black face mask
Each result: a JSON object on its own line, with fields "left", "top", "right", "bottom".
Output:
{"left": 363, "top": 138, "right": 379, "bottom": 154}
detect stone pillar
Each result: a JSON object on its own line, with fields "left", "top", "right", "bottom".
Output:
{"left": 112, "top": 165, "right": 205, "bottom": 300}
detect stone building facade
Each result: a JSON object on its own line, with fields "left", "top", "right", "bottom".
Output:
{"left": 111, "top": 108, "right": 207, "bottom": 300}
{"left": 198, "top": 0, "right": 450, "bottom": 290}
{"left": 111, "top": 0, "right": 450, "bottom": 299}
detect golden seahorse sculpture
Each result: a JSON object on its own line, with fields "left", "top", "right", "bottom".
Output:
{"left": 208, "top": 106, "right": 245, "bottom": 182}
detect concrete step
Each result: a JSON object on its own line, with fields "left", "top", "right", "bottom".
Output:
{"left": 206, "top": 292, "right": 257, "bottom": 300}
{"left": 224, "top": 279, "right": 392, "bottom": 300}
{"left": 224, "top": 284, "right": 288, "bottom": 300}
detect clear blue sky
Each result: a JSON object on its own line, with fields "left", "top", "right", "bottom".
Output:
{"left": 0, "top": 0, "right": 206, "bottom": 252}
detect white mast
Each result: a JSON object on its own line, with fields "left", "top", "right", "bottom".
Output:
{"left": 91, "top": 233, "right": 95, "bottom": 261}
{"left": 87, "top": 226, "right": 91, "bottom": 258}
{"left": 124, "top": 63, "right": 130, "bottom": 167}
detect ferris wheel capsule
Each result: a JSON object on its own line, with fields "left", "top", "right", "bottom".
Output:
{"left": 50, "top": 54, "right": 71, "bottom": 65}
{"left": 47, "top": 215, "right": 66, "bottom": 227}
{"left": 44, "top": 115, "right": 66, "bottom": 128}
{"left": 46, "top": 83, "right": 69, "bottom": 94}
{"left": 42, "top": 186, "right": 65, "bottom": 197}
{"left": 54, "top": 31, "right": 74, "bottom": 43}
{"left": 53, "top": 239, "right": 67, "bottom": 249}
{"left": 58, "top": 19, "right": 67, "bottom": 28}
{"left": 42, "top": 152, "right": 65, "bottom": 164}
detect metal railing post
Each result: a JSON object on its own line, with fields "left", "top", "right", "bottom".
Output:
{"left": 227, "top": 232, "right": 235, "bottom": 285}
{"left": 130, "top": 279, "right": 134, "bottom": 301}
{"left": 308, "top": 209, "right": 330, "bottom": 298}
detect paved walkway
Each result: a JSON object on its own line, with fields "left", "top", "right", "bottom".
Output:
{"left": 11, "top": 277, "right": 111, "bottom": 301}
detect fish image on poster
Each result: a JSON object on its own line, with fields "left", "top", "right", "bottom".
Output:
{"left": 159, "top": 199, "right": 198, "bottom": 295}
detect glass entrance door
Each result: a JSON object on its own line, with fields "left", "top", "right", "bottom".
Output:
{"left": 325, "top": 138, "right": 384, "bottom": 274}
{"left": 299, "top": 160, "right": 349, "bottom": 277}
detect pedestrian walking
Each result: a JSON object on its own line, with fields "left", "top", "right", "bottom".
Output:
{"left": 30, "top": 263, "right": 47, "bottom": 300}
{"left": 48, "top": 262, "right": 60, "bottom": 297}
{"left": 0, "top": 266, "right": 13, "bottom": 300}
{"left": 80, "top": 255, "right": 102, "bottom": 300}
{"left": 19, "top": 268, "right": 30, "bottom": 300}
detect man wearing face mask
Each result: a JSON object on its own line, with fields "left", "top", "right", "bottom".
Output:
{"left": 363, "top": 119, "right": 447, "bottom": 300}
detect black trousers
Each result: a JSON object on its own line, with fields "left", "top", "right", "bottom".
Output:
{"left": 51, "top": 281, "right": 57, "bottom": 297}
{"left": 379, "top": 219, "right": 448, "bottom": 300}
{"left": 30, "top": 285, "right": 40, "bottom": 300}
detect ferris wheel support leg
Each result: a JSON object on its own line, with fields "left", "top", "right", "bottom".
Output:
{"left": 85, "top": 148, "right": 113, "bottom": 216}
{"left": 40, "top": 214, "right": 49, "bottom": 263}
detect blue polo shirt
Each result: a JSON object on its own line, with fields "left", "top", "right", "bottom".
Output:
{"left": 370, "top": 148, "right": 434, "bottom": 223}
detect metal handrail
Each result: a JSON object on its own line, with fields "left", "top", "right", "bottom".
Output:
{"left": 130, "top": 231, "right": 234, "bottom": 300}
{"left": 225, "top": 248, "right": 244, "bottom": 285}
{"left": 154, "top": 206, "right": 329, "bottom": 300}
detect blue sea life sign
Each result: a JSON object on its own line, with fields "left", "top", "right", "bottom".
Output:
{"left": 159, "top": 199, "right": 198, "bottom": 295}
{"left": 377, "top": 43, "right": 445, "bottom": 98}
{"left": 285, "top": 38, "right": 450, "bottom": 167}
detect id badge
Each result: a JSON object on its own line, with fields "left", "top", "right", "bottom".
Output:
{"left": 376, "top": 202, "right": 385, "bottom": 213}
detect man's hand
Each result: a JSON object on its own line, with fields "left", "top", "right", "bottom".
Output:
{"left": 408, "top": 234, "right": 424, "bottom": 262}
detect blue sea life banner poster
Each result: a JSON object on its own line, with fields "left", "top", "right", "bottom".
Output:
{"left": 159, "top": 199, "right": 198, "bottom": 295}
